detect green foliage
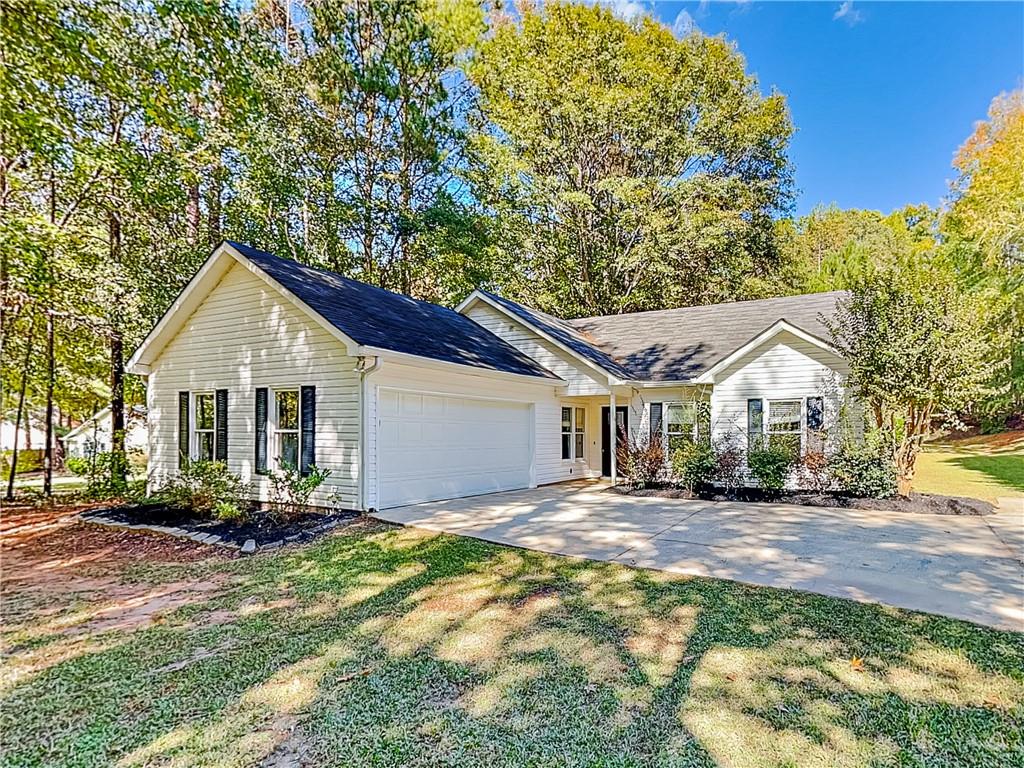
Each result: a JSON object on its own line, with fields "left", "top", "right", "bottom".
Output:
{"left": 828, "top": 432, "right": 898, "bottom": 499}
{"left": 468, "top": 1, "right": 793, "bottom": 317}
{"left": 214, "top": 500, "right": 246, "bottom": 523}
{"left": 157, "top": 460, "right": 248, "bottom": 518}
{"left": 268, "top": 464, "right": 331, "bottom": 520}
{"left": 64, "top": 449, "right": 145, "bottom": 501}
{"left": 1, "top": 449, "right": 43, "bottom": 475}
{"left": 827, "top": 257, "right": 996, "bottom": 488}
{"left": 746, "top": 441, "right": 796, "bottom": 492}
{"left": 670, "top": 441, "right": 717, "bottom": 493}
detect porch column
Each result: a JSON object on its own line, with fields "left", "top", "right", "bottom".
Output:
{"left": 609, "top": 390, "right": 617, "bottom": 485}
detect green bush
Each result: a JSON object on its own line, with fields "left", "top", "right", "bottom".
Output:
{"left": 828, "top": 432, "right": 897, "bottom": 498}
{"left": 65, "top": 450, "right": 146, "bottom": 501}
{"left": 671, "top": 441, "right": 716, "bottom": 492}
{"left": 268, "top": 464, "right": 331, "bottom": 520}
{"left": 214, "top": 500, "right": 246, "bottom": 522}
{"left": 1, "top": 448, "right": 43, "bottom": 475}
{"left": 158, "top": 460, "right": 249, "bottom": 517}
{"left": 746, "top": 441, "right": 796, "bottom": 491}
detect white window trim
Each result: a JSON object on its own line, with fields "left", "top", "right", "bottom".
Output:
{"left": 663, "top": 401, "right": 700, "bottom": 446}
{"left": 560, "top": 405, "right": 587, "bottom": 462}
{"left": 271, "top": 387, "right": 301, "bottom": 470}
{"left": 191, "top": 391, "right": 216, "bottom": 461}
{"left": 765, "top": 397, "right": 804, "bottom": 452}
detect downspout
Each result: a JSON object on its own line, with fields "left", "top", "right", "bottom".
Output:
{"left": 357, "top": 355, "right": 382, "bottom": 512}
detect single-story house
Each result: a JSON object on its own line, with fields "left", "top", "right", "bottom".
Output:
{"left": 127, "top": 241, "right": 851, "bottom": 510}
{"left": 62, "top": 405, "right": 149, "bottom": 459}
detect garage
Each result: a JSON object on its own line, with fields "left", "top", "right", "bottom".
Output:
{"left": 377, "top": 388, "right": 533, "bottom": 508}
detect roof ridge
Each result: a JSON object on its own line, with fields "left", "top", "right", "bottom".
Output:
{"left": 569, "top": 290, "right": 849, "bottom": 325}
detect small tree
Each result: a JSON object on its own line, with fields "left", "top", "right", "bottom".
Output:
{"left": 827, "top": 257, "right": 994, "bottom": 495}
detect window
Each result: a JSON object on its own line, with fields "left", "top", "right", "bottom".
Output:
{"left": 275, "top": 389, "right": 300, "bottom": 469}
{"left": 767, "top": 399, "right": 801, "bottom": 455}
{"left": 193, "top": 392, "right": 215, "bottom": 461}
{"left": 561, "top": 406, "right": 586, "bottom": 460}
{"left": 805, "top": 396, "right": 825, "bottom": 452}
{"left": 665, "top": 402, "right": 697, "bottom": 453}
{"left": 574, "top": 408, "right": 585, "bottom": 459}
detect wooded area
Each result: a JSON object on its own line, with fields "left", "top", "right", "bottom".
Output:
{"left": 2, "top": 0, "right": 1021, "bottom": 495}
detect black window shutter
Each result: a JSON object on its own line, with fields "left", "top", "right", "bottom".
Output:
{"left": 747, "top": 399, "right": 763, "bottom": 448}
{"left": 178, "top": 391, "right": 190, "bottom": 468}
{"left": 300, "top": 385, "right": 316, "bottom": 476}
{"left": 806, "top": 397, "right": 824, "bottom": 431}
{"left": 650, "top": 403, "right": 662, "bottom": 440}
{"left": 215, "top": 389, "right": 228, "bottom": 462}
{"left": 255, "top": 388, "right": 268, "bottom": 475}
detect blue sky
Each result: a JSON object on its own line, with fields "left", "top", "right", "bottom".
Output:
{"left": 603, "top": 1, "right": 1023, "bottom": 216}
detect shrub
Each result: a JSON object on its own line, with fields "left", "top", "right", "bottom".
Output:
{"left": 214, "top": 500, "right": 246, "bottom": 522}
{"left": 797, "top": 450, "right": 833, "bottom": 492}
{"left": 158, "top": 460, "right": 249, "bottom": 517}
{"left": 66, "top": 450, "right": 146, "bottom": 501}
{"left": 671, "top": 441, "right": 716, "bottom": 492}
{"left": 746, "top": 441, "right": 796, "bottom": 492}
{"left": 268, "top": 464, "right": 331, "bottom": 520}
{"left": 712, "top": 436, "right": 745, "bottom": 492}
{"left": 615, "top": 430, "right": 665, "bottom": 489}
{"left": 828, "top": 431, "right": 897, "bottom": 498}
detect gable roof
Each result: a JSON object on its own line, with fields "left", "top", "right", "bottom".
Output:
{"left": 129, "top": 242, "right": 559, "bottom": 381}
{"left": 569, "top": 291, "right": 845, "bottom": 381}
{"left": 470, "top": 290, "right": 634, "bottom": 380}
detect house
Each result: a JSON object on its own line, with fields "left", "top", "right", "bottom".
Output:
{"left": 126, "top": 242, "right": 851, "bottom": 510}
{"left": 62, "top": 406, "right": 149, "bottom": 459}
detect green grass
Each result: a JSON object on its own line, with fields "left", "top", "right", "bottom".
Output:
{"left": 2, "top": 522, "right": 1023, "bottom": 768}
{"left": 915, "top": 431, "right": 1024, "bottom": 503}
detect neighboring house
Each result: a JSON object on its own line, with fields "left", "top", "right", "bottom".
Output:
{"left": 63, "top": 406, "right": 149, "bottom": 459}
{"left": 127, "top": 242, "right": 851, "bottom": 510}
{"left": 1, "top": 419, "right": 46, "bottom": 452}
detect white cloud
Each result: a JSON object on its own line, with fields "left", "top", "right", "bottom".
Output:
{"left": 597, "top": 0, "right": 647, "bottom": 22}
{"left": 833, "top": 1, "right": 864, "bottom": 26}
{"left": 672, "top": 9, "right": 697, "bottom": 37}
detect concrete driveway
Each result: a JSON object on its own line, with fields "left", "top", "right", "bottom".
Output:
{"left": 375, "top": 481, "right": 1024, "bottom": 631}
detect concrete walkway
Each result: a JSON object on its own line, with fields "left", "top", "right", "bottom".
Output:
{"left": 375, "top": 481, "right": 1024, "bottom": 632}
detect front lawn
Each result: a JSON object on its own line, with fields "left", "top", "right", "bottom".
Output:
{"left": 2, "top": 508, "right": 1022, "bottom": 768}
{"left": 915, "top": 430, "right": 1024, "bottom": 504}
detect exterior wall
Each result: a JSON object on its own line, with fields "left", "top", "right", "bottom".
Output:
{"left": 364, "top": 361, "right": 570, "bottom": 509}
{"left": 64, "top": 418, "right": 148, "bottom": 458}
{"left": 146, "top": 262, "right": 360, "bottom": 508}
{"left": 464, "top": 303, "right": 610, "bottom": 396}
{"left": 709, "top": 331, "right": 848, "bottom": 454}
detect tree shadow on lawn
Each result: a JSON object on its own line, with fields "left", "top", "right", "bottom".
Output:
{"left": 948, "top": 455, "right": 1024, "bottom": 495}
{"left": 1, "top": 522, "right": 1022, "bottom": 768}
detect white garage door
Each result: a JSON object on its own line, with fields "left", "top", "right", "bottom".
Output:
{"left": 378, "top": 389, "right": 532, "bottom": 508}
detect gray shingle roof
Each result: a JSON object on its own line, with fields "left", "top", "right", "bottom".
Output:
{"left": 569, "top": 292, "right": 846, "bottom": 381}
{"left": 228, "top": 242, "right": 559, "bottom": 380}
{"left": 478, "top": 291, "right": 634, "bottom": 379}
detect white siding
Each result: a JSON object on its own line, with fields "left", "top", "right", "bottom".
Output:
{"left": 147, "top": 262, "right": 360, "bottom": 508}
{"left": 364, "top": 361, "right": 569, "bottom": 509}
{"left": 464, "top": 303, "right": 609, "bottom": 395}
{"left": 709, "top": 331, "right": 848, "bottom": 453}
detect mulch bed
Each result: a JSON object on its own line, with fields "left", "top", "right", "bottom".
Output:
{"left": 610, "top": 484, "right": 995, "bottom": 516}
{"left": 81, "top": 501, "right": 361, "bottom": 549}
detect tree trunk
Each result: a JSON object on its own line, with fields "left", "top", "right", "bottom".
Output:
{"left": 5, "top": 316, "right": 36, "bottom": 501}
{"left": 186, "top": 180, "right": 201, "bottom": 246}
{"left": 43, "top": 310, "right": 54, "bottom": 497}
{"left": 108, "top": 206, "right": 127, "bottom": 491}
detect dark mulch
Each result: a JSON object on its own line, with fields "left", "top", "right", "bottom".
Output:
{"left": 610, "top": 484, "right": 995, "bottom": 515}
{"left": 81, "top": 501, "right": 361, "bottom": 547}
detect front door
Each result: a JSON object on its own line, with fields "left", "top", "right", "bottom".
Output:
{"left": 601, "top": 406, "right": 629, "bottom": 477}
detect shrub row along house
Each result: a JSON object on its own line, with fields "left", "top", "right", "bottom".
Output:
{"left": 127, "top": 242, "right": 852, "bottom": 510}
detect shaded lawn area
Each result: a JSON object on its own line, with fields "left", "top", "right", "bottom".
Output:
{"left": 915, "top": 431, "right": 1024, "bottom": 504}
{"left": 2, "top": 512, "right": 1023, "bottom": 768}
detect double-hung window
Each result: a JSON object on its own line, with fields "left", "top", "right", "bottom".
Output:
{"left": 561, "top": 406, "right": 586, "bottom": 461}
{"left": 665, "top": 402, "right": 698, "bottom": 453}
{"left": 274, "top": 389, "right": 300, "bottom": 469}
{"left": 193, "top": 392, "right": 215, "bottom": 461}
{"left": 766, "top": 399, "right": 801, "bottom": 455}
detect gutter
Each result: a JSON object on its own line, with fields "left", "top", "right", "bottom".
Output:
{"left": 357, "top": 355, "right": 382, "bottom": 512}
